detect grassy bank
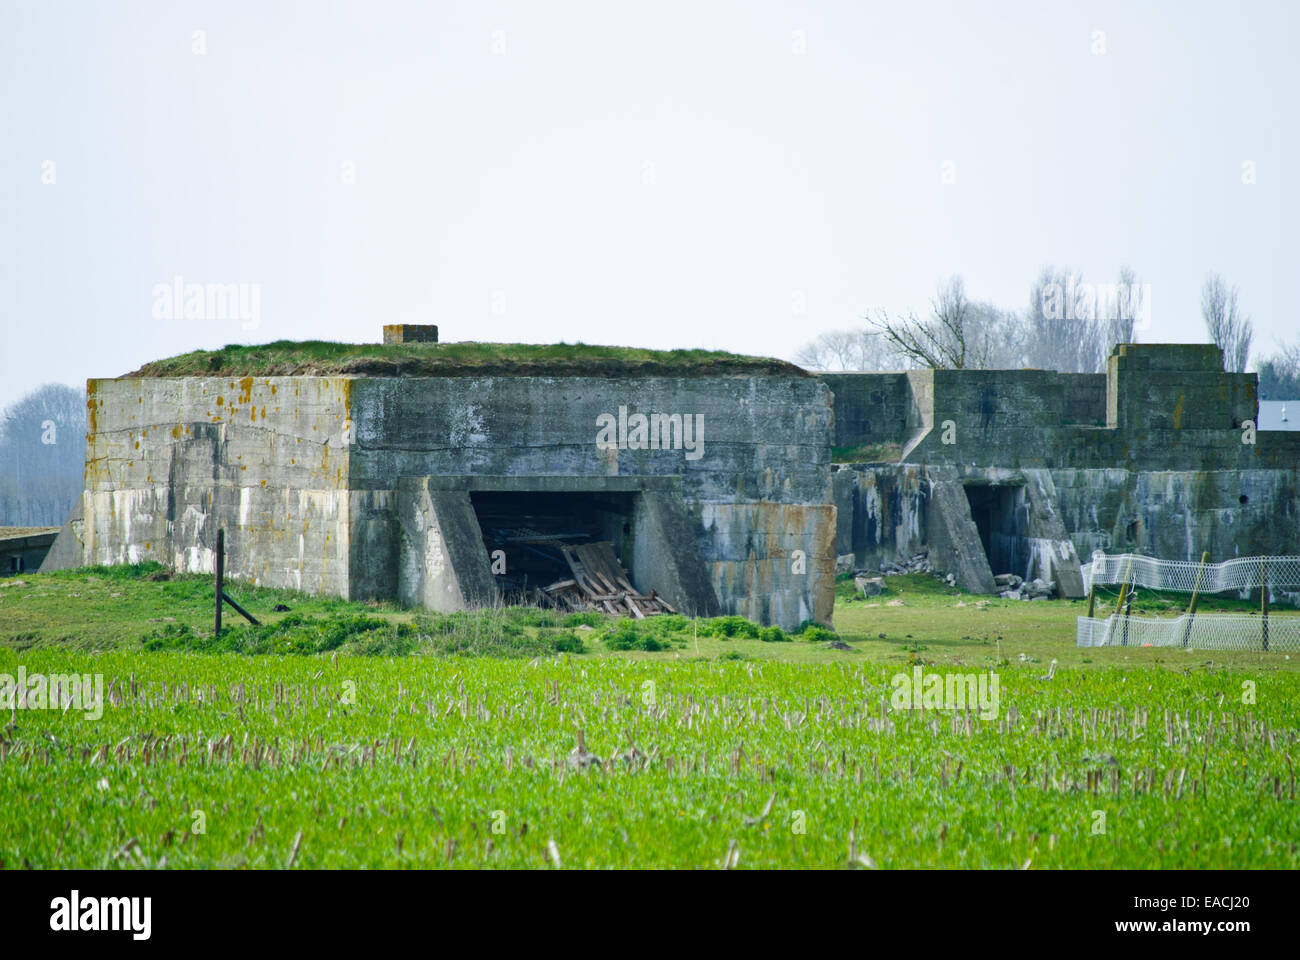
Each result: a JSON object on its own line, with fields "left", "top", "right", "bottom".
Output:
{"left": 124, "top": 340, "right": 807, "bottom": 379}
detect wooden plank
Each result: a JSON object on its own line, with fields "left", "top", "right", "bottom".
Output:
{"left": 650, "top": 591, "right": 677, "bottom": 614}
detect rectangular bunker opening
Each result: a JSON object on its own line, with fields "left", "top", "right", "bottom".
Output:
{"left": 963, "top": 482, "right": 1029, "bottom": 579}
{"left": 468, "top": 490, "right": 639, "bottom": 603}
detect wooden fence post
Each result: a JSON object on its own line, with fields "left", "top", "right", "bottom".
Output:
{"left": 1182, "top": 550, "right": 1209, "bottom": 649}
{"left": 1261, "top": 558, "right": 1269, "bottom": 652}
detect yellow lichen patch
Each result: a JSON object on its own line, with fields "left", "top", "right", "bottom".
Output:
{"left": 261, "top": 406, "right": 266, "bottom": 420}
{"left": 270, "top": 384, "right": 277, "bottom": 394}
{"left": 238, "top": 377, "right": 254, "bottom": 405}
{"left": 216, "top": 396, "right": 224, "bottom": 406}
{"left": 1172, "top": 392, "right": 1185, "bottom": 430}
{"left": 172, "top": 425, "right": 183, "bottom": 439}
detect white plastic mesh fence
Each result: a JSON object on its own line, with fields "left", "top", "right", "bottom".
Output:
{"left": 1076, "top": 613, "right": 1300, "bottom": 650}
{"left": 1080, "top": 553, "right": 1300, "bottom": 595}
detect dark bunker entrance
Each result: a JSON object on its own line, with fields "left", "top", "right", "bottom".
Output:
{"left": 469, "top": 490, "right": 638, "bottom": 603}
{"left": 963, "top": 482, "right": 1029, "bottom": 578}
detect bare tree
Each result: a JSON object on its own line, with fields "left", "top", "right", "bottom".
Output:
{"left": 1104, "top": 264, "right": 1139, "bottom": 353}
{"left": 865, "top": 276, "right": 974, "bottom": 369}
{"left": 1201, "top": 273, "right": 1253, "bottom": 372}
{"left": 1024, "top": 266, "right": 1106, "bottom": 373}
{"left": 794, "top": 329, "right": 895, "bottom": 371}
{"left": 963, "top": 301, "right": 1029, "bottom": 369}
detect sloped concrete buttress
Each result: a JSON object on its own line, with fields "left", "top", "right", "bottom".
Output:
{"left": 1021, "top": 469, "right": 1086, "bottom": 598}
{"left": 395, "top": 477, "right": 496, "bottom": 612}
{"left": 38, "top": 496, "right": 86, "bottom": 572}
{"left": 631, "top": 490, "right": 722, "bottom": 618}
{"left": 926, "top": 468, "right": 997, "bottom": 594}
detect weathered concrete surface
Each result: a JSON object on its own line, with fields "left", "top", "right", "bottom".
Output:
{"left": 395, "top": 478, "right": 495, "bottom": 612}
{"left": 630, "top": 490, "right": 722, "bottom": 618}
{"left": 1021, "top": 469, "right": 1085, "bottom": 598}
{"left": 824, "top": 344, "right": 1300, "bottom": 577}
{"left": 1050, "top": 467, "right": 1300, "bottom": 561}
{"left": 348, "top": 376, "right": 835, "bottom": 629}
{"left": 37, "top": 497, "right": 85, "bottom": 572}
{"left": 698, "top": 501, "right": 836, "bottom": 627}
{"left": 831, "top": 464, "right": 926, "bottom": 570}
{"left": 83, "top": 376, "right": 354, "bottom": 595}
{"left": 80, "top": 372, "right": 834, "bottom": 629}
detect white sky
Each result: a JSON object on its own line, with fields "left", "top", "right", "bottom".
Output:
{"left": 2, "top": 0, "right": 1295, "bottom": 413}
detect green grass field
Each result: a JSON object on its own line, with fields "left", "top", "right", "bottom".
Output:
{"left": 1, "top": 565, "right": 1296, "bottom": 868}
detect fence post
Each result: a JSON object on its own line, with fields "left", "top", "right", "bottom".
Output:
{"left": 1121, "top": 570, "right": 1135, "bottom": 646}
{"left": 1261, "top": 558, "right": 1269, "bottom": 652}
{"left": 215, "top": 528, "right": 224, "bottom": 637}
{"left": 1182, "top": 550, "right": 1208, "bottom": 649}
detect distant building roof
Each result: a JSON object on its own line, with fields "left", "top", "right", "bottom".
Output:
{"left": 0, "top": 526, "right": 61, "bottom": 541}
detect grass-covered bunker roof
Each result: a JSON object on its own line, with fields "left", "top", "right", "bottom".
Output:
{"left": 125, "top": 341, "right": 809, "bottom": 378}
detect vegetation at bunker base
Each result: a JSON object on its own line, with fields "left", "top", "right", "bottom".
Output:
{"left": 123, "top": 340, "right": 808, "bottom": 379}
{"left": 1, "top": 565, "right": 1298, "bottom": 869}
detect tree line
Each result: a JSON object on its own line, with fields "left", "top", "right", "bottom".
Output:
{"left": 0, "top": 383, "right": 86, "bottom": 527}
{"left": 796, "top": 269, "right": 1296, "bottom": 394}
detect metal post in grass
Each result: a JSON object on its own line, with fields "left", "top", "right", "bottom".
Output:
{"left": 1182, "top": 551, "right": 1209, "bottom": 649}
{"left": 215, "top": 528, "right": 224, "bottom": 637}
{"left": 1261, "top": 557, "right": 1269, "bottom": 652}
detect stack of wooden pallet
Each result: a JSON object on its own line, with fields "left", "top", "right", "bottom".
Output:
{"left": 542, "top": 541, "right": 676, "bottom": 618}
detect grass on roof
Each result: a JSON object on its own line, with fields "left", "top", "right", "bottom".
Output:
{"left": 124, "top": 340, "right": 808, "bottom": 379}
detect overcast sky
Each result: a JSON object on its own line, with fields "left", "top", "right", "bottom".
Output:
{"left": 2, "top": 0, "right": 1295, "bottom": 413}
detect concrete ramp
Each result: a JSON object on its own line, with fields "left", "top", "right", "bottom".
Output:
{"left": 1021, "top": 469, "right": 1086, "bottom": 598}
{"left": 926, "top": 469, "right": 997, "bottom": 594}
{"left": 395, "top": 478, "right": 496, "bottom": 612}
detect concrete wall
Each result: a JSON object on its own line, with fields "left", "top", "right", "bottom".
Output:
{"left": 348, "top": 376, "right": 834, "bottom": 627}
{"left": 820, "top": 373, "right": 914, "bottom": 452}
{"left": 824, "top": 344, "right": 1300, "bottom": 578}
{"left": 81, "top": 372, "right": 834, "bottom": 629}
{"left": 83, "top": 376, "right": 355, "bottom": 594}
